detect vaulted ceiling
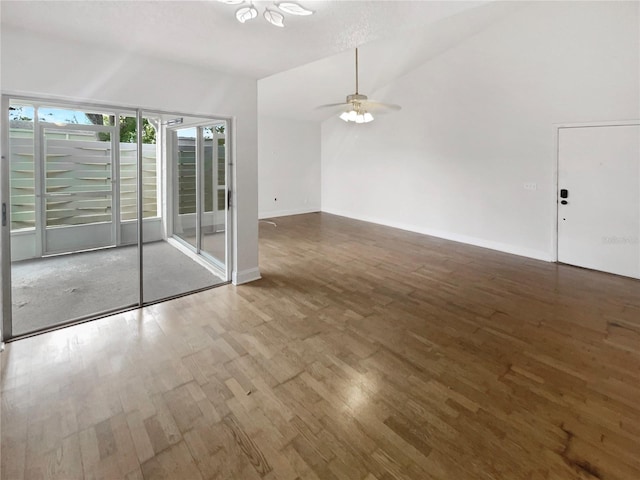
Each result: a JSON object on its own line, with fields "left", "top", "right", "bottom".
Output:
{"left": 259, "top": 1, "right": 522, "bottom": 121}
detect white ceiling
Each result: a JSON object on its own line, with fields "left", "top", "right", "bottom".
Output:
{"left": 1, "top": 0, "right": 487, "bottom": 79}
{"left": 1, "top": 0, "right": 522, "bottom": 122}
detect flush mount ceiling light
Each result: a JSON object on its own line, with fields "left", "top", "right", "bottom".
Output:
{"left": 218, "top": 0, "right": 314, "bottom": 27}
{"left": 316, "top": 48, "right": 401, "bottom": 124}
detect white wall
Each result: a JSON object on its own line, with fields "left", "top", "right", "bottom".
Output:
{"left": 1, "top": 25, "right": 260, "bottom": 283}
{"left": 321, "top": 1, "right": 640, "bottom": 261}
{"left": 258, "top": 116, "right": 320, "bottom": 219}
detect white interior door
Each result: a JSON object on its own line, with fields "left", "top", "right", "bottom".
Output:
{"left": 558, "top": 124, "right": 640, "bottom": 279}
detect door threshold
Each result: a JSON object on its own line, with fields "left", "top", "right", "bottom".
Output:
{"left": 42, "top": 244, "right": 118, "bottom": 258}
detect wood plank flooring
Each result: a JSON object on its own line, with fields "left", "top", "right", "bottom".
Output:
{"left": 2, "top": 212, "right": 639, "bottom": 479}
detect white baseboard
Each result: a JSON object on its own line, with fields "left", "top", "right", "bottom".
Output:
{"left": 232, "top": 267, "right": 262, "bottom": 285}
{"left": 259, "top": 207, "right": 320, "bottom": 220}
{"left": 322, "top": 208, "right": 553, "bottom": 262}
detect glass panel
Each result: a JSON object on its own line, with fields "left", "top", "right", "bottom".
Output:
{"left": 143, "top": 118, "right": 224, "bottom": 303}
{"left": 173, "top": 127, "right": 197, "bottom": 249}
{"left": 200, "top": 122, "right": 227, "bottom": 270}
{"left": 9, "top": 108, "right": 138, "bottom": 337}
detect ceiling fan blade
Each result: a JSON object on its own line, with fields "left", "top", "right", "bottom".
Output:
{"left": 315, "top": 102, "right": 351, "bottom": 110}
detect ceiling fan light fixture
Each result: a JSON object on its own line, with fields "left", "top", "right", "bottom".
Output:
{"left": 236, "top": 5, "right": 258, "bottom": 23}
{"left": 276, "top": 2, "right": 314, "bottom": 16}
{"left": 223, "top": 0, "right": 313, "bottom": 26}
{"left": 355, "top": 112, "right": 373, "bottom": 124}
{"left": 264, "top": 8, "right": 285, "bottom": 27}
{"left": 340, "top": 106, "right": 374, "bottom": 124}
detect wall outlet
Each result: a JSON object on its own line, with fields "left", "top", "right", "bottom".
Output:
{"left": 523, "top": 182, "right": 537, "bottom": 191}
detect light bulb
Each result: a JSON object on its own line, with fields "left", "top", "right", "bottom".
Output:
{"left": 363, "top": 112, "right": 374, "bottom": 123}
{"left": 348, "top": 110, "right": 357, "bottom": 122}
{"left": 339, "top": 112, "right": 350, "bottom": 121}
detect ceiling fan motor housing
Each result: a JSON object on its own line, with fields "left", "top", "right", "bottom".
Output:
{"left": 346, "top": 93, "right": 368, "bottom": 103}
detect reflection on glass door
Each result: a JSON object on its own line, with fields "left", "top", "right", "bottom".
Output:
{"left": 142, "top": 116, "right": 229, "bottom": 303}
{"left": 170, "top": 122, "right": 228, "bottom": 270}
{"left": 173, "top": 127, "right": 198, "bottom": 249}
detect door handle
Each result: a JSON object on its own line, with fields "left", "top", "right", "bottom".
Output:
{"left": 2, "top": 203, "right": 6, "bottom": 227}
{"left": 560, "top": 189, "right": 569, "bottom": 199}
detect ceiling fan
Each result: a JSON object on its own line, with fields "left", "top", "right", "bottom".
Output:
{"left": 316, "top": 48, "right": 401, "bottom": 124}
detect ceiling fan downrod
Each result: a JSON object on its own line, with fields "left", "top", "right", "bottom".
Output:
{"left": 346, "top": 48, "right": 368, "bottom": 104}
{"left": 355, "top": 47, "right": 359, "bottom": 95}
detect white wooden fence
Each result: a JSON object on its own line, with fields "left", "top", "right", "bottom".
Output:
{"left": 9, "top": 131, "right": 158, "bottom": 230}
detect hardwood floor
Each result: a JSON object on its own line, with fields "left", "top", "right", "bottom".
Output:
{"left": 2, "top": 212, "right": 639, "bottom": 479}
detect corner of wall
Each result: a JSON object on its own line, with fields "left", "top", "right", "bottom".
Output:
{"left": 232, "top": 267, "right": 262, "bottom": 285}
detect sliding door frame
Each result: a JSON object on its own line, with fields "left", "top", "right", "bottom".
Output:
{"left": 1, "top": 95, "right": 12, "bottom": 341}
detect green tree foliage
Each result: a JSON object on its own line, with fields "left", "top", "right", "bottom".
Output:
{"left": 118, "top": 117, "right": 156, "bottom": 144}
{"left": 96, "top": 116, "right": 156, "bottom": 144}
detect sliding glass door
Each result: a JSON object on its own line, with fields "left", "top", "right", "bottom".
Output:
{"left": 5, "top": 102, "right": 139, "bottom": 336}
{"left": 2, "top": 98, "right": 232, "bottom": 340}
{"left": 142, "top": 118, "right": 229, "bottom": 304}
